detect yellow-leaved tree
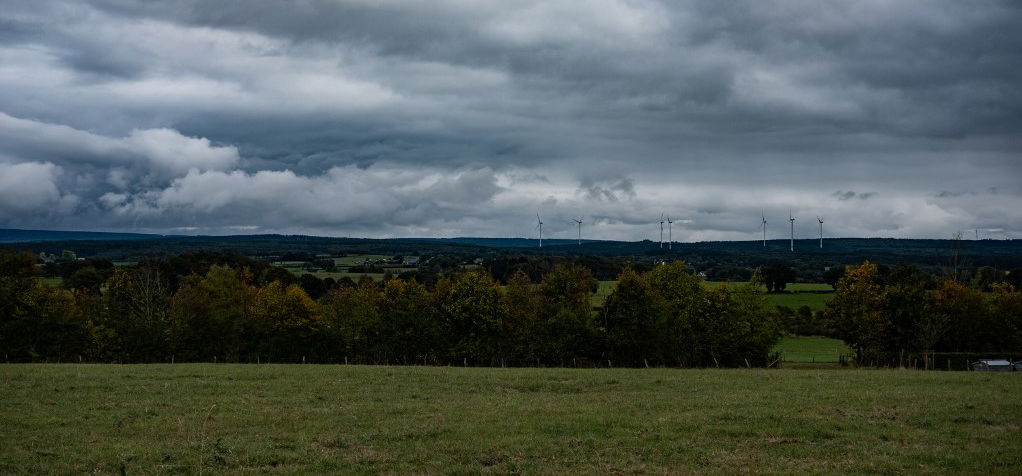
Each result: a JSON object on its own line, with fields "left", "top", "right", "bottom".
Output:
{"left": 251, "top": 281, "right": 324, "bottom": 361}
{"left": 826, "top": 261, "right": 885, "bottom": 364}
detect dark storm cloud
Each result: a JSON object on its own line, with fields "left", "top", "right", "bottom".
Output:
{"left": 0, "top": 0, "right": 1020, "bottom": 239}
{"left": 85, "top": 0, "right": 1022, "bottom": 138}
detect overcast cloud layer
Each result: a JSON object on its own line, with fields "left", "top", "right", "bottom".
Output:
{"left": 1, "top": 0, "right": 1020, "bottom": 240}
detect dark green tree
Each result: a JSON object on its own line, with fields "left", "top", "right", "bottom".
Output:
{"left": 823, "top": 266, "right": 846, "bottom": 289}
{"left": 534, "top": 265, "right": 598, "bottom": 364}
{"left": 436, "top": 270, "right": 506, "bottom": 364}
{"left": 601, "top": 268, "right": 668, "bottom": 366}
{"left": 647, "top": 261, "right": 705, "bottom": 366}
{"left": 502, "top": 270, "right": 541, "bottom": 361}
{"left": 373, "top": 279, "right": 441, "bottom": 364}
{"left": 65, "top": 266, "right": 104, "bottom": 294}
{"left": 169, "top": 265, "right": 255, "bottom": 362}
{"left": 104, "top": 266, "right": 172, "bottom": 362}
{"left": 761, "top": 263, "right": 796, "bottom": 293}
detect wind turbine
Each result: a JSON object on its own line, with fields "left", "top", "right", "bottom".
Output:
{"left": 789, "top": 209, "right": 796, "bottom": 252}
{"left": 667, "top": 216, "right": 673, "bottom": 250}
{"left": 573, "top": 218, "right": 583, "bottom": 246}
{"left": 536, "top": 214, "right": 543, "bottom": 248}
{"left": 760, "top": 212, "right": 768, "bottom": 247}
{"left": 817, "top": 216, "right": 824, "bottom": 249}
{"left": 659, "top": 213, "right": 665, "bottom": 249}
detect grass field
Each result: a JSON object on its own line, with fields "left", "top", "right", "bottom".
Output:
{"left": 273, "top": 255, "right": 418, "bottom": 282}
{"left": 767, "top": 292, "right": 833, "bottom": 312}
{"left": 774, "top": 336, "right": 853, "bottom": 363}
{"left": 703, "top": 281, "right": 834, "bottom": 292}
{"left": 705, "top": 281, "right": 834, "bottom": 311}
{"left": 591, "top": 281, "right": 834, "bottom": 312}
{"left": 590, "top": 280, "right": 617, "bottom": 308}
{"left": 38, "top": 277, "right": 62, "bottom": 287}
{"left": 2, "top": 364, "right": 1020, "bottom": 474}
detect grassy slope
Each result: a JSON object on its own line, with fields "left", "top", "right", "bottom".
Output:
{"left": 2, "top": 364, "right": 1020, "bottom": 475}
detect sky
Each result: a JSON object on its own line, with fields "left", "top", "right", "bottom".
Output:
{"left": 1, "top": 0, "right": 1020, "bottom": 241}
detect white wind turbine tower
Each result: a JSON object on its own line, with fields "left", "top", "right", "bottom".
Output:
{"left": 573, "top": 218, "right": 583, "bottom": 246}
{"left": 659, "top": 213, "right": 665, "bottom": 249}
{"left": 667, "top": 216, "right": 674, "bottom": 250}
{"left": 817, "top": 216, "right": 824, "bottom": 249}
{"left": 760, "top": 212, "right": 768, "bottom": 247}
{"left": 536, "top": 213, "right": 543, "bottom": 248}
{"left": 789, "top": 209, "right": 796, "bottom": 252}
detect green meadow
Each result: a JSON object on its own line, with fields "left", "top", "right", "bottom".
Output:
{"left": 1, "top": 364, "right": 1019, "bottom": 474}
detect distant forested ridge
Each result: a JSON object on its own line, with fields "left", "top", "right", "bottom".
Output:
{"left": 0, "top": 228, "right": 166, "bottom": 243}
{"left": 2, "top": 229, "right": 1021, "bottom": 272}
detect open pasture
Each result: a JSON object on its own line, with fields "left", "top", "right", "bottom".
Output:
{"left": 1, "top": 364, "right": 1019, "bottom": 474}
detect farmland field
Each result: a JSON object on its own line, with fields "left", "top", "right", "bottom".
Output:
{"left": 2, "top": 364, "right": 1020, "bottom": 474}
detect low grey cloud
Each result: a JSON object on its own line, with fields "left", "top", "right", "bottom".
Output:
{"left": 0, "top": 0, "right": 1020, "bottom": 239}
{"left": 579, "top": 178, "right": 636, "bottom": 203}
{"left": 833, "top": 191, "right": 878, "bottom": 201}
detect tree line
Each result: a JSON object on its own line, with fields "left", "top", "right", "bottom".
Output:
{"left": 0, "top": 251, "right": 779, "bottom": 367}
{"left": 5, "top": 249, "right": 1017, "bottom": 368}
{"left": 821, "top": 262, "right": 1022, "bottom": 367}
